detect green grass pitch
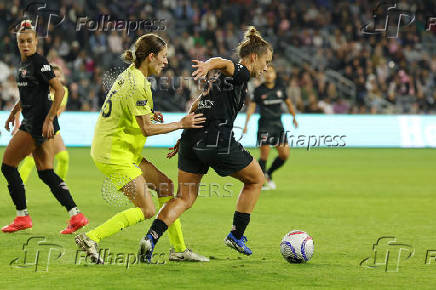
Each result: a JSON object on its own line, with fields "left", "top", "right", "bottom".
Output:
{"left": 0, "top": 147, "right": 435, "bottom": 289}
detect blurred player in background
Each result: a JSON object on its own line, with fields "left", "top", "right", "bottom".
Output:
{"left": 1, "top": 20, "right": 88, "bottom": 234}
{"left": 243, "top": 65, "right": 298, "bottom": 190}
{"left": 75, "top": 33, "right": 208, "bottom": 263}
{"left": 138, "top": 27, "right": 271, "bottom": 262}
{"left": 18, "top": 65, "right": 70, "bottom": 183}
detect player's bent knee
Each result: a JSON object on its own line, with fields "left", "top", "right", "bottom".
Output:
{"left": 279, "top": 153, "right": 289, "bottom": 161}
{"left": 183, "top": 198, "right": 195, "bottom": 210}
{"left": 245, "top": 173, "right": 265, "bottom": 188}
{"left": 2, "top": 163, "right": 18, "bottom": 181}
{"left": 245, "top": 181, "right": 263, "bottom": 191}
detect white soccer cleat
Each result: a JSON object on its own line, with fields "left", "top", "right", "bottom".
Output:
{"left": 75, "top": 233, "right": 104, "bottom": 264}
{"left": 267, "top": 179, "right": 277, "bottom": 190}
{"left": 169, "top": 248, "right": 210, "bottom": 262}
{"left": 263, "top": 173, "right": 276, "bottom": 190}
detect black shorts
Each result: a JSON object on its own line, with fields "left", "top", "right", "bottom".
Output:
{"left": 178, "top": 134, "right": 253, "bottom": 177}
{"left": 257, "top": 127, "right": 288, "bottom": 146}
{"left": 20, "top": 117, "right": 60, "bottom": 145}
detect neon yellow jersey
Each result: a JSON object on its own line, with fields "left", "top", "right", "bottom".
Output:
{"left": 50, "top": 85, "right": 68, "bottom": 107}
{"left": 91, "top": 64, "right": 153, "bottom": 164}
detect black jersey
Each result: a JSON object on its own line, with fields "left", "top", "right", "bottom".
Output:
{"left": 253, "top": 83, "right": 288, "bottom": 129}
{"left": 16, "top": 53, "right": 57, "bottom": 136}
{"left": 183, "top": 61, "right": 250, "bottom": 145}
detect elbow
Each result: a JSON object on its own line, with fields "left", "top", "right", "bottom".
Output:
{"left": 142, "top": 129, "right": 150, "bottom": 137}
{"left": 142, "top": 128, "right": 152, "bottom": 137}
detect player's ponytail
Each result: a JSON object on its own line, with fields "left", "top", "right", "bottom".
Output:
{"left": 17, "top": 19, "right": 36, "bottom": 35}
{"left": 121, "top": 50, "right": 135, "bottom": 65}
{"left": 237, "top": 26, "right": 272, "bottom": 59}
{"left": 121, "top": 34, "right": 166, "bottom": 68}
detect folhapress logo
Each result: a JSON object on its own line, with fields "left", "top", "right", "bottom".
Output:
{"left": 10, "top": 236, "right": 65, "bottom": 272}
{"left": 360, "top": 236, "right": 414, "bottom": 272}
{"left": 9, "top": 1, "right": 65, "bottom": 38}
{"left": 361, "top": 2, "right": 415, "bottom": 38}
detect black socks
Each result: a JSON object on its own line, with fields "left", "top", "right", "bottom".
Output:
{"left": 258, "top": 158, "right": 266, "bottom": 173}
{"left": 37, "top": 169, "right": 77, "bottom": 211}
{"left": 231, "top": 211, "right": 251, "bottom": 240}
{"left": 147, "top": 219, "right": 168, "bottom": 244}
{"left": 2, "top": 164, "right": 77, "bottom": 213}
{"left": 267, "top": 157, "right": 286, "bottom": 177}
{"left": 2, "top": 163, "right": 26, "bottom": 210}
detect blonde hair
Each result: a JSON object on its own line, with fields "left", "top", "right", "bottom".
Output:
{"left": 237, "top": 26, "right": 272, "bottom": 59}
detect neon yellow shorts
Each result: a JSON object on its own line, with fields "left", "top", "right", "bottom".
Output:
{"left": 93, "top": 156, "right": 143, "bottom": 190}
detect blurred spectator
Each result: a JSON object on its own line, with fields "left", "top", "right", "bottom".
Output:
{"left": 305, "top": 94, "right": 323, "bottom": 113}
{"left": 333, "top": 97, "right": 350, "bottom": 114}
{"left": 0, "top": 0, "right": 434, "bottom": 115}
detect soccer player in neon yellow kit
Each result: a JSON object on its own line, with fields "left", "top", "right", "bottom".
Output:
{"left": 18, "top": 65, "right": 70, "bottom": 183}
{"left": 75, "top": 34, "right": 208, "bottom": 263}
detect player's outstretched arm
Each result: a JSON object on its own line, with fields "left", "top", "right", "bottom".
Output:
{"left": 192, "top": 57, "right": 234, "bottom": 80}
{"left": 136, "top": 113, "right": 205, "bottom": 137}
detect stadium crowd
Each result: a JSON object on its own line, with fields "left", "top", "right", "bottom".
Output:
{"left": 0, "top": 0, "right": 435, "bottom": 114}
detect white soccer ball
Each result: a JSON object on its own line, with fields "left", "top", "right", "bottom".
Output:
{"left": 280, "top": 230, "right": 314, "bottom": 263}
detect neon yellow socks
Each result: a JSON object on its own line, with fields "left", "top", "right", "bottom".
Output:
{"left": 87, "top": 207, "right": 145, "bottom": 243}
{"left": 18, "top": 156, "right": 35, "bottom": 184}
{"left": 55, "top": 150, "right": 69, "bottom": 180}
{"left": 18, "top": 151, "right": 69, "bottom": 184}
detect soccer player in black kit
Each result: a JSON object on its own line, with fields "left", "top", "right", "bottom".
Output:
{"left": 1, "top": 20, "right": 88, "bottom": 234}
{"left": 138, "top": 27, "right": 272, "bottom": 262}
{"left": 243, "top": 65, "right": 298, "bottom": 190}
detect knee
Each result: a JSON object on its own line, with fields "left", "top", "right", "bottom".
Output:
{"left": 244, "top": 172, "right": 265, "bottom": 190}
{"left": 278, "top": 147, "right": 290, "bottom": 160}
{"left": 141, "top": 204, "right": 156, "bottom": 219}
{"left": 278, "top": 152, "right": 289, "bottom": 161}
{"left": 260, "top": 151, "right": 269, "bottom": 160}
{"left": 1, "top": 163, "right": 17, "bottom": 180}
{"left": 182, "top": 197, "right": 195, "bottom": 210}
{"left": 175, "top": 192, "right": 195, "bottom": 210}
